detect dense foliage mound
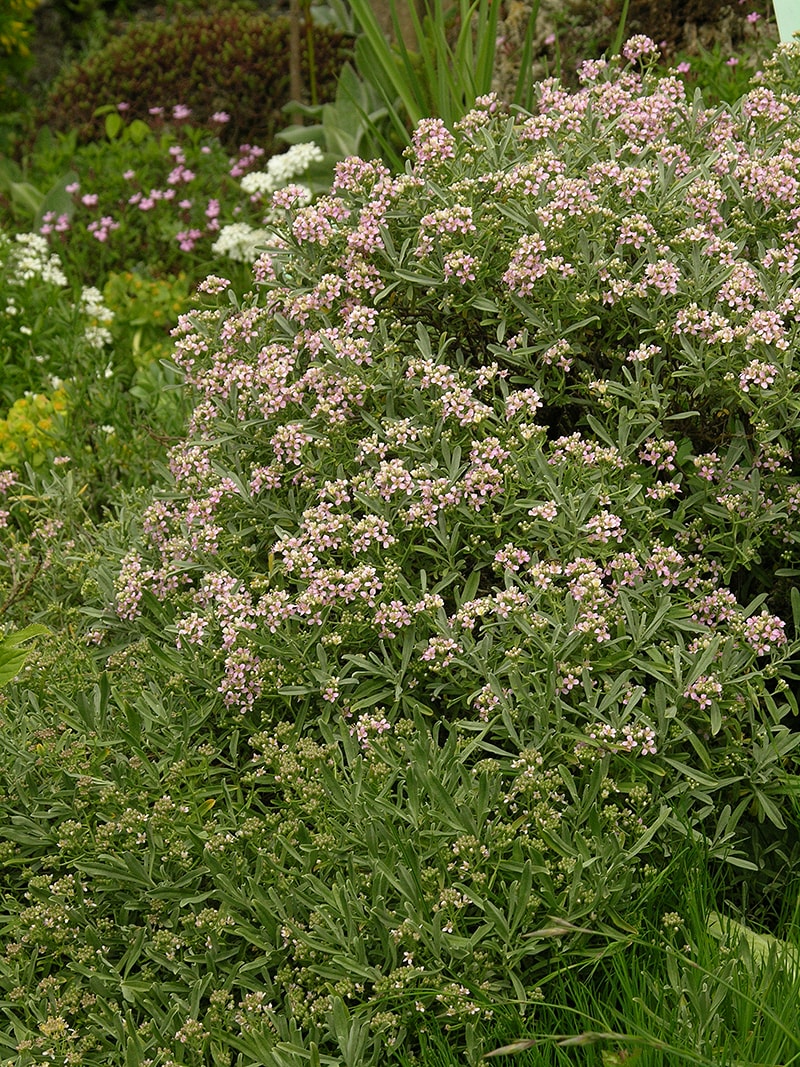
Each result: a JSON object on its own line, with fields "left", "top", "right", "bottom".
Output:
{"left": 36, "top": 6, "right": 352, "bottom": 151}
{"left": 607, "top": 0, "right": 766, "bottom": 54}
{"left": 1, "top": 36, "right": 800, "bottom": 1067}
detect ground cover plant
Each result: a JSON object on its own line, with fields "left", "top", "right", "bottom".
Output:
{"left": 1, "top": 29, "right": 799, "bottom": 1066}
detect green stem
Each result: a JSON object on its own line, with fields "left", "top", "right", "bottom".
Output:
{"left": 611, "top": 0, "right": 632, "bottom": 56}
{"left": 302, "top": 0, "right": 318, "bottom": 107}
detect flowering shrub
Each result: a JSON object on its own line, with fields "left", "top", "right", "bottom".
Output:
{"left": 1, "top": 35, "right": 800, "bottom": 1067}
{"left": 0, "top": 227, "right": 189, "bottom": 518}
{"left": 23, "top": 38, "right": 792, "bottom": 1060}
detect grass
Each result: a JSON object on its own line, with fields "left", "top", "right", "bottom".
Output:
{"left": 393, "top": 839, "right": 800, "bottom": 1065}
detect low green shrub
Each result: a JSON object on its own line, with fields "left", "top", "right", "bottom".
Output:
{"left": 35, "top": 6, "right": 352, "bottom": 151}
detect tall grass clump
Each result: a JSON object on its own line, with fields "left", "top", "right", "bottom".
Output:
{"left": 1, "top": 34, "right": 800, "bottom": 1067}
{"left": 479, "top": 844, "right": 800, "bottom": 1065}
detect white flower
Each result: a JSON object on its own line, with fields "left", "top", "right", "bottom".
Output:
{"left": 241, "top": 144, "right": 324, "bottom": 198}
{"left": 10, "top": 232, "right": 68, "bottom": 287}
{"left": 241, "top": 171, "right": 276, "bottom": 196}
{"left": 80, "top": 286, "right": 114, "bottom": 348}
{"left": 80, "top": 286, "right": 114, "bottom": 323}
{"left": 267, "top": 142, "right": 323, "bottom": 183}
{"left": 211, "top": 223, "right": 270, "bottom": 263}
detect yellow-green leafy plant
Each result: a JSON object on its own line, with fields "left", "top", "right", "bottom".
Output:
{"left": 0, "top": 0, "right": 37, "bottom": 97}
{"left": 0, "top": 389, "right": 68, "bottom": 469}
{"left": 103, "top": 270, "right": 192, "bottom": 370}
{"left": 0, "top": 623, "right": 48, "bottom": 688}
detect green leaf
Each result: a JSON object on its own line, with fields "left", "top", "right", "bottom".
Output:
{"left": 707, "top": 912, "right": 800, "bottom": 979}
{"left": 9, "top": 179, "right": 44, "bottom": 220}
{"left": 127, "top": 118, "right": 151, "bottom": 145}
{"left": 105, "top": 111, "right": 123, "bottom": 140}
{"left": 0, "top": 625, "right": 49, "bottom": 688}
{"left": 35, "top": 169, "right": 79, "bottom": 230}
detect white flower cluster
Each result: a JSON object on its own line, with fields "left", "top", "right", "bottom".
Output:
{"left": 80, "top": 285, "right": 115, "bottom": 349}
{"left": 240, "top": 142, "right": 324, "bottom": 198}
{"left": 4, "top": 232, "right": 68, "bottom": 287}
{"left": 211, "top": 223, "right": 271, "bottom": 264}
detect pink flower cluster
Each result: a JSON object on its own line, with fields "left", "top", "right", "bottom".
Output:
{"left": 105, "top": 62, "right": 799, "bottom": 727}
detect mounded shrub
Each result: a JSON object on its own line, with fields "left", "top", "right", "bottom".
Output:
{"left": 2, "top": 36, "right": 800, "bottom": 1066}
{"left": 35, "top": 6, "right": 352, "bottom": 151}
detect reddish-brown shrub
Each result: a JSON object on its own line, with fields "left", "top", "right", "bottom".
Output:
{"left": 37, "top": 6, "right": 352, "bottom": 150}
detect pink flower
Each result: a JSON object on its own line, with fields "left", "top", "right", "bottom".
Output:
{"left": 211, "top": 111, "right": 230, "bottom": 123}
{"left": 81, "top": 193, "right": 99, "bottom": 207}
{"left": 676, "top": 61, "right": 691, "bottom": 73}
{"left": 726, "top": 56, "right": 739, "bottom": 66}
{"left": 172, "top": 104, "right": 192, "bottom": 121}
{"left": 88, "top": 216, "right": 120, "bottom": 242}
{"left": 746, "top": 11, "right": 760, "bottom": 22}
{"left": 123, "top": 169, "right": 135, "bottom": 180}
{"left": 622, "top": 34, "right": 660, "bottom": 61}
{"left": 743, "top": 611, "right": 787, "bottom": 655}
{"left": 65, "top": 181, "right": 80, "bottom": 195}
{"left": 176, "top": 228, "right": 203, "bottom": 252}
